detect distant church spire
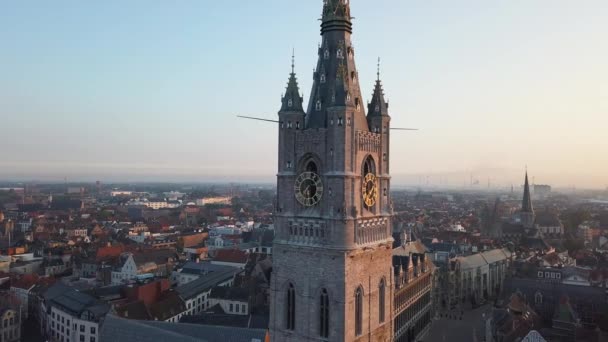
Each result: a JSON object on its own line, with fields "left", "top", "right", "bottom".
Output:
{"left": 368, "top": 57, "right": 389, "bottom": 117}
{"left": 280, "top": 51, "right": 304, "bottom": 113}
{"left": 520, "top": 169, "right": 535, "bottom": 229}
{"left": 522, "top": 170, "right": 533, "bottom": 213}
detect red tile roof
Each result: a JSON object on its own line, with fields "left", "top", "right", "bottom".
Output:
{"left": 213, "top": 249, "right": 248, "bottom": 264}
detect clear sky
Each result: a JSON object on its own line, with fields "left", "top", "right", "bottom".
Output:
{"left": 1, "top": 1, "right": 606, "bottom": 188}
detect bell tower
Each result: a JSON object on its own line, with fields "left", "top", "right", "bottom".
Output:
{"left": 270, "top": 1, "right": 394, "bottom": 341}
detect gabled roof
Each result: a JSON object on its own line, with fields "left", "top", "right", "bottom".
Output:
{"left": 176, "top": 267, "right": 241, "bottom": 300}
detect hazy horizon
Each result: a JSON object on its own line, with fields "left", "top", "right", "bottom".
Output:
{"left": 1, "top": 1, "right": 607, "bottom": 189}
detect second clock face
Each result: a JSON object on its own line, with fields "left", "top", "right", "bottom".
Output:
{"left": 295, "top": 172, "right": 324, "bottom": 207}
{"left": 363, "top": 173, "right": 378, "bottom": 207}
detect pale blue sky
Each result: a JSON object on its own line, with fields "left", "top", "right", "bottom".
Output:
{"left": 1, "top": 1, "right": 607, "bottom": 188}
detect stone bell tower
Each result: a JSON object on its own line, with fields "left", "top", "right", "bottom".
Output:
{"left": 269, "top": 1, "right": 394, "bottom": 341}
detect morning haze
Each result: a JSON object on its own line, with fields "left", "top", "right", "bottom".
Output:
{"left": 0, "top": 0, "right": 606, "bottom": 188}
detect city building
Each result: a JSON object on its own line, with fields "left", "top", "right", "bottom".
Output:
{"left": 0, "top": 308, "right": 21, "bottom": 342}
{"left": 40, "top": 283, "right": 109, "bottom": 342}
{"left": 269, "top": 1, "right": 395, "bottom": 340}
{"left": 392, "top": 240, "right": 434, "bottom": 342}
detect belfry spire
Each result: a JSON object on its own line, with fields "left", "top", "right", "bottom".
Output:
{"left": 368, "top": 57, "right": 389, "bottom": 117}
{"left": 322, "top": 0, "right": 352, "bottom": 33}
{"left": 307, "top": 0, "right": 368, "bottom": 130}
{"left": 280, "top": 51, "right": 304, "bottom": 113}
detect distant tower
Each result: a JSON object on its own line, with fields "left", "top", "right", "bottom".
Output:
{"left": 521, "top": 170, "right": 535, "bottom": 229}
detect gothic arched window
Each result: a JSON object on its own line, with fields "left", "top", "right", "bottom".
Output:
{"left": 355, "top": 286, "right": 363, "bottom": 336}
{"left": 306, "top": 161, "right": 318, "bottom": 173}
{"left": 324, "top": 49, "right": 330, "bottom": 60}
{"left": 319, "top": 289, "right": 329, "bottom": 338}
{"left": 286, "top": 283, "right": 296, "bottom": 330}
{"left": 363, "top": 156, "right": 375, "bottom": 176}
{"left": 288, "top": 99, "right": 293, "bottom": 107}
{"left": 379, "top": 279, "right": 386, "bottom": 323}
{"left": 316, "top": 100, "right": 322, "bottom": 111}
{"left": 535, "top": 291, "right": 543, "bottom": 305}
{"left": 320, "top": 74, "right": 326, "bottom": 83}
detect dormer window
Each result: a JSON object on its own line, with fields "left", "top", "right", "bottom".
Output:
{"left": 375, "top": 105, "right": 380, "bottom": 112}
{"left": 324, "top": 49, "right": 330, "bottom": 60}
{"left": 316, "top": 100, "right": 322, "bottom": 111}
{"left": 288, "top": 99, "right": 293, "bottom": 107}
{"left": 337, "top": 48, "right": 344, "bottom": 59}
{"left": 320, "top": 74, "right": 326, "bottom": 83}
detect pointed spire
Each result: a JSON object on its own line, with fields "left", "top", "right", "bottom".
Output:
{"left": 522, "top": 169, "right": 533, "bottom": 213}
{"left": 280, "top": 51, "right": 304, "bottom": 113}
{"left": 368, "top": 57, "right": 389, "bottom": 117}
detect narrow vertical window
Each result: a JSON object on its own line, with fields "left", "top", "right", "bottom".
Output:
{"left": 379, "top": 279, "right": 386, "bottom": 323}
{"left": 355, "top": 287, "right": 363, "bottom": 336}
{"left": 320, "top": 289, "right": 329, "bottom": 338}
{"left": 287, "top": 284, "right": 296, "bottom": 330}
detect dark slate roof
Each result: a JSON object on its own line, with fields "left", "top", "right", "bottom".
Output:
{"left": 209, "top": 286, "right": 249, "bottom": 302}
{"left": 181, "top": 261, "right": 234, "bottom": 276}
{"left": 280, "top": 63, "right": 304, "bottom": 113}
{"left": 367, "top": 78, "right": 388, "bottom": 117}
{"left": 100, "top": 315, "right": 268, "bottom": 342}
{"left": 176, "top": 267, "right": 242, "bottom": 300}
{"left": 306, "top": 0, "right": 368, "bottom": 131}
{"left": 44, "top": 283, "right": 109, "bottom": 319}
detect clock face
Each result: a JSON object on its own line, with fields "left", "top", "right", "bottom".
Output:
{"left": 362, "top": 173, "right": 378, "bottom": 207}
{"left": 294, "top": 172, "right": 324, "bottom": 207}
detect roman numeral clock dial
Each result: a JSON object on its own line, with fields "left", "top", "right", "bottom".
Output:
{"left": 294, "top": 172, "right": 324, "bottom": 207}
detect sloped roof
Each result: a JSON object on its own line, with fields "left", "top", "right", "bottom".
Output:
{"left": 44, "top": 283, "right": 109, "bottom": 319}
{"left": 209, "top": 286, "right": 249, "bottom": 302}
{"left": 100, "top": 315, "right": 268, "bottom": 342}
{"left": 481, "top": 249, "right": 510, "bottom": 264}
{"left": 176, "top": 267, "right": 241, "bottom": 300}
{"left": 148, "top": 291, "right": 185, "bottom": 321}
{"left": 213, "top": 249, "right": 248, "bottom": 264}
